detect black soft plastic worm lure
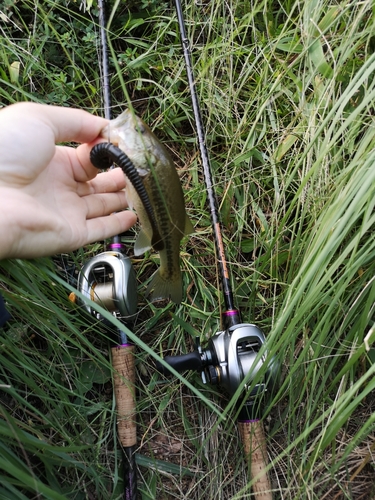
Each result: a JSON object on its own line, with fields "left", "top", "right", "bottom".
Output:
{"left": 90, "top": 142, "right": 164, "bottom": 252}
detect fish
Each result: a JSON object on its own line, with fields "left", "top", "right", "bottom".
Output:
{"left": 100, "top": 109, "right": 194, "bottom": 304}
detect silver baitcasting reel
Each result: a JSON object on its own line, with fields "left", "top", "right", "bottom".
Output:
{"left": 76, "top": 249, "right": 138, "bottom": 320}
{"left": 158, "top": 323, "right": 278, "bottom": 417}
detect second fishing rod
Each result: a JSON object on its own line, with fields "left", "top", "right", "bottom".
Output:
{"left": 175, "top": 0, "right": 239, "bottom": 328}
{"left": 157, "top": 1, "right": 278, "bottom": 498}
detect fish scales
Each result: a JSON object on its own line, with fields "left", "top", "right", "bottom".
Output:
{"left": 100, "top": 109, "right": 194, "bottom": 303}
{"left": 144, "top": 174, "right": 182, "bottom": 283}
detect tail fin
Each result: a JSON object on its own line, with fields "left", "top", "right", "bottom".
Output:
{"left": 146, "top": 269, "right": 182, "bottom": 304}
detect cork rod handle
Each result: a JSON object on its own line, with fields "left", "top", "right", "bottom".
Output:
{"left": 238, "top": 420, "right": 272, "bottom": 500}
{"left": 111, "top": 344, "right": 137, "bottom": 448}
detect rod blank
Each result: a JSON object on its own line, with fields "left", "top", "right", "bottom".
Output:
{"left": 98, "top": 0, "right": 112, "bottom": 120}
{"left": 174, "top": 0, "right": 238, "bottom": 318}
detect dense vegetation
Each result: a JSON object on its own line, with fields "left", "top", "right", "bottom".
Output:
{"left": 0, "top": 0, "right": 374, "bottom": 498}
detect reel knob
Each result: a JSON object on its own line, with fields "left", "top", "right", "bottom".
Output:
{"left": 156, "top": 351, "right": 203, "bottom": 375}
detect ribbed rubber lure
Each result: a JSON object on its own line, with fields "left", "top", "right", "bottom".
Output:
{"left": 90, "top": 142, "right": 163, "bottom": 252}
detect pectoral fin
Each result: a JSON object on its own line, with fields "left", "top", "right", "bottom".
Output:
{"left": 134, "top": 229, "right": 152, "bottom": 256}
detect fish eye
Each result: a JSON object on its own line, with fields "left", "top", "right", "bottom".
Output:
{"left": 136, "top": 124, "right": 146, "bottom": 134}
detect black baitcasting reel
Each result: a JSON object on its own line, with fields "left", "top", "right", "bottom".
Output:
{"left": 158, "top": 322, "right": 278, "bottom": 419}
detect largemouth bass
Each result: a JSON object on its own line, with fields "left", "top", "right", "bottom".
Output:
{"left": 100, "top": 109, "right": 193, "bottom": 304}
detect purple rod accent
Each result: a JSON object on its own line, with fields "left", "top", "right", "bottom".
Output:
{"left": 224, "top": 309, "right": 239, "bottom": 316}
{"left": 108, "top": 243, "right": 125, "bottom": 250}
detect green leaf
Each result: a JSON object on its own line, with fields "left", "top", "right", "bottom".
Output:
{"left": 135, "top": 454, "right": 197, "bottom": 477}
{"left": 308, "top": 39, "right": 333, "bottom": 78}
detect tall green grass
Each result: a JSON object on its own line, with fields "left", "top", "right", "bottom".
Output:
{"left": 0, "top": 0, "right": 374, "bottom": 498}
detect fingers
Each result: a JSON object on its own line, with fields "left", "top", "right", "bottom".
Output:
{"left": 0, "top": 103, "right": 108, "bottom": 180}
{"left": 3, "top": 102, "right": 108, "bottom": 144}
{"left": 73, "top": 141, "right": 110, "bottom": 182}
{"left": 56, "top": 144, "right": 122, "bottom": 185}
{"left": 84, "top": 210, "right": 138, "bottom": 244}
{"left": 80, "top": 167, "right": 127, "bottom": 195}
{"left": 83, "top": 191, "right": 131, "bottom": 219}
{"left": 45, "top": 106, "right": 108, "bottom": 144}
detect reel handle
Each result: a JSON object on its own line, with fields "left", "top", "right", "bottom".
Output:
{"left": 238, "top": 419, "right": 272, "bottom": 500}
{"left": 156, "top": 351, "right": 203, "bottom": 375}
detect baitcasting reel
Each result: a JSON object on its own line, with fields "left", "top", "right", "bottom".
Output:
{"left": 76, "top": 246, "right": 138, "bottom": 321}
{"left": 158, "top": 323, "right": 278, "bottom": 418}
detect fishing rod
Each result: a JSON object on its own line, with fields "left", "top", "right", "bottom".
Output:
{"left": 175, "top": 0, "right": 238, "bottom": 327}
{"left": 157, "top": 1, "right": 278, "bottom": 498}
{"left": 76, "top": 1, "right": 139, "bottom": 498}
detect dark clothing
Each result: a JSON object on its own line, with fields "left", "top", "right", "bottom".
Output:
{"left": 0, "top": 294, "right": 10, "bottom": 327}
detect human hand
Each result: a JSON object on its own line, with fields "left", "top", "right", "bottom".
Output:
{"left": 0, "top": 102, "right": 137, "bottom": 260}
